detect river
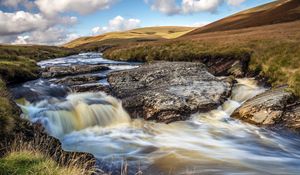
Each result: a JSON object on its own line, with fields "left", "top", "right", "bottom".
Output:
{"left": 10, "top": 53, "right": 300, "bottom": 175}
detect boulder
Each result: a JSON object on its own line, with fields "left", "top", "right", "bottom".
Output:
{"left": 70, "top": 84, "right": 111, "bottom": 94}
{"left": 42, "top": 65, "right": 109, "bottom": 78}
{"left": 108, "top": 62, "right": 233, "bottom": 123}
{"left": 232, "top": 86, "right": 297, "bottom": 126}
{"left": 50, "top": 74, "right": 106, "bottom": 86}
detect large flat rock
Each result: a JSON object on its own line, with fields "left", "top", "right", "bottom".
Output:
{"left": 108, "top": 62, "right": 233, "bottom": 123}
{"left": 232, "top": 86, "right": 300, "bottom": 131}
{"left": 42, "top": 65, "right": 109, "bottom": 78}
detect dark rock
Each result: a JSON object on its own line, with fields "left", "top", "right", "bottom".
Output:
{"left": 200, "top": 55, "right": 250, "bottom": 77}
{"left": 42, "top": 65, "right": 110, "bottom": 78}
{"left": 70, "top": 84, "right": 111, "bottom": 94}
{"left": 282, "top": 103, "right": 300, "bottom": 131}
{"left": 232, "top": 86, "right": 297, "bottom": 126}
{"left": 50, "top": 74, "right": 106, "bottom": 86}
{"left": 108, "top": 62, "right": 233, "bottom": 123}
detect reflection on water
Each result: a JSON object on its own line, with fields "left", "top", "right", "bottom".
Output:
{"left": 13, "top": 53, "right": 300, "bottom": 175}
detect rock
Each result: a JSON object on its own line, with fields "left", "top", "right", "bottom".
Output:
{"left": 70, "top": 84, "right": 111, "bottom": 94}
{"left": 50, "top": 74, "right": 106, "bottom": 86}
{"left": 232, "top": 87, "right": 296, "bottom": 126}
{"left": 199, "top": 55, "right": 250, "bottom": 77}
{"left": 108, "top": 62, "right": 233, "bottom": 123}
{"left": 42, "top": 65, "right": 110, "bottom": 78}
{"left": 282, "top": 103, "right": 300, "bottom": 131}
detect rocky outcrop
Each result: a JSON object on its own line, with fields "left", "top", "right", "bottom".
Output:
{"left": 42, "top": 65, "right": 109, "bottom": 78}
{"left": 282, "top": 103, "right": 300, "bottom": 131}
{"left": 197, "top": 54, "right": 250, "bottom": 78}
{"left": 232, "top": 86, "right": 300, "bottom": 131}
{"left": 108, "top": 62, "right": 233, "bottom": 123}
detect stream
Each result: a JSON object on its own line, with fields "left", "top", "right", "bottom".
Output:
{"left": 10, "top": 53, "right": 300, "bottom": 175}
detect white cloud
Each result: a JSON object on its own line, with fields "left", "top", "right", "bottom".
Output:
{"left": 226, "top": 0, "right": 246, "bottom": 6}
{"left": 35, "top": 0, "right": 118, "bottom": 16}
{"left": 147, "top": 0, "right": 180, "bottom": 15}
{"left": 0, "top": 10, "right": 78, "bottom": 45}
{"left": 146, "top": 0, "right": 247, "bottom": 15}
{"left": 12, "top": 27, "right": 80, "bottom": 45}
{"left": 0, "top": 11, "right": 50, "bottom": 35}
{"left": 0, "top": 10, "right": 77, "bottom": 35}
{"left": 182, "top": 0, "right": 222, "bottom": 14}
{"left": 92, "top": 16, "right": 141, "bottom": 35}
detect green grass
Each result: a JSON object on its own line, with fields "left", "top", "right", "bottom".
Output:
{"left": 0, "top": 151, "right": 84, "bottom": 175}
{"left": 0, "top": 79, "right": 20, "bottom": 136}
{"left": 0, "top": 45, "right": 77, "bottom": 61}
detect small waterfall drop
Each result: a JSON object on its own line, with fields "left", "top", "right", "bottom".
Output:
{"left": 20, "top": 92, "right": 130, "bottom": 138}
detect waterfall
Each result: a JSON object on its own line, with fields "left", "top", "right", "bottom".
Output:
{"left": 20, "top": 92, "right": 130, "bottom": 138}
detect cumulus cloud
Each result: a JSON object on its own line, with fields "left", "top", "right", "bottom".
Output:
{"left": 92, "top": 16, "right": 141, "bottom": 35}
{"left": 12, "top": 27, "right": 80, "bottom": 45}
{"left": 146, "top": 0, "right": 180, "bottom": 15}
{"left": 226, "top": 0, "right": 246, "bottom": 6}
{"left": 182, "top": 0, "right": 222, "bottom": 14}
{"left": 0, "top": 11, "right": 50, "bottom": 35}
{"left": 0, "top": 10, "right": 78, "bottom": 45}
{"left": 35, "top": 0, "right": 118, "bottom": 16}
{"left": 146, "top": 0, "right": 247, "bottom": 15}
{"left": 0, "top": 11, "right": 77, "bottom": 35}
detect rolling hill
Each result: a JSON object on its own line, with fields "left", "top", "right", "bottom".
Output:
{"left": 185, "top": 0, "right": 300, "bottom": 35}
{"left": 64, "top": 26, "right": 194, "bottom": 48}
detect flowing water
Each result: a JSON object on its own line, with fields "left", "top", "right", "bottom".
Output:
{"left": 11, "top": 53, "right": 300, "bottom": 175}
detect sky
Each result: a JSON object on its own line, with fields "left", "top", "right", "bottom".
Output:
{"left": 0, "top": 0, "right": 274, "bottom": 45}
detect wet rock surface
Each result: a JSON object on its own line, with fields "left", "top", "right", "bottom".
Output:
{"left": 50, "top": 74, "right": 106, "bottom": 86}
{"left": 42, "top": 65, "right": 110, "bottom": 78}
{"left": 70, "top": 83, "right": 111, "bottom": 94}
{"left": 232, "top": 86, "right": 300, "bottom": 131}
{"left": 282, "top": 103, "right": 300, "bottom": 131}
{"left": 108, "top": 62, "right": 233, "bottom": 123}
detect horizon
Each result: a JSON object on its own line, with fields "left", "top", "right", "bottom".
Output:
{"left": 0, "top": 0, "right": 274, "bottom": 45}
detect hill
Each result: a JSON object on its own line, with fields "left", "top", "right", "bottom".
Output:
{"left": 186, "top": 0, "right": 300, "bottom": 35}
{"left": 63, "top": 26, "right": 194, "bottom": 48}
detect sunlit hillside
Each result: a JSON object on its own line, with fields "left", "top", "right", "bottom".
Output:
{"left": 64, "top": 26, "right": 194, "bottom": 48}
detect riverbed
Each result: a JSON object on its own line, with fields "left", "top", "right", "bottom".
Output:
{"left": 10, "top": 53, "right": 300, "bottom": 175}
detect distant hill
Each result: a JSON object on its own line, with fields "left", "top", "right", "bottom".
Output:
{"left": 64, "top": 26, "right": 194, "bottom": 48}
{"left": 186, "top": 0, "right": 300, "bottom": 36}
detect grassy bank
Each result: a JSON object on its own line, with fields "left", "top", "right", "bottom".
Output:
{"left": 104, "top": 21, "right": 300, "bottom": 96}
{"left": 0, "top": 44, "right": 95, "bottom": 174}
{"left": 0, "top": 45, "right": 77, "bottom": 62}
{"left": 0, "top": 134, "right": 95, "bottom": 175}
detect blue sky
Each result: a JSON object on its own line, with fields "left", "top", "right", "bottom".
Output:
{"left": 0, "top": 0, "right": 274, "bottom": 45}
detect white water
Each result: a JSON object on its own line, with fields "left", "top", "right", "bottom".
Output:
{"left": 19, "top": 78, "right": 300, "bottom": 174}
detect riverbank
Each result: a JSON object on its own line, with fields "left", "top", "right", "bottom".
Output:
{"left": 1, "top": 48, "right": 300, "bottom": 174}
{"left": 0, "top": 46, "right": 97, "bottom": 175}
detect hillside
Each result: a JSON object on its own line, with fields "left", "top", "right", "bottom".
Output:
{"left": 64, "top": 26, "right": 194, "bottom": 48}
{"left": 186, "top": 0, "right": 300, "bottom": 35}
